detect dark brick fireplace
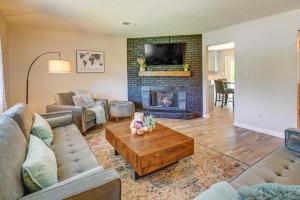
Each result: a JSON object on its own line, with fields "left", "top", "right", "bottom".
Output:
{"left": 127, "top": 35, "right": 202, "bottom": 119}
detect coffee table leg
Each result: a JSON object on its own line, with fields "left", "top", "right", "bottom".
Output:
{"left": 114, "top": 150, "right": 119, "bottom": 156}
{"left": 134, "top": 171, "right": 141, "bottom": 180}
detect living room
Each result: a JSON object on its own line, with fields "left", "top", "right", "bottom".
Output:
{"left": 1, "top": 1, "right": 300, "bottom": 200}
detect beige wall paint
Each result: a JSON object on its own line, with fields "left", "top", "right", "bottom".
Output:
{"left": 8, "top": 25, "right": 127, "bottom": 113}
{"left": 203, "top": 8, "right": 300, "bottom": 138}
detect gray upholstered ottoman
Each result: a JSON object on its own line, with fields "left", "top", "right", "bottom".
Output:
{"left": 109, "top": 101, "right": 135, "bottom": 122}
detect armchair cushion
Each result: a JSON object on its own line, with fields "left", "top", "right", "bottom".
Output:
{"left": 54, "top": 92, "right": 75, "bottom": 105}
{"left": 32, "top": 113, "right": 53, "bottom": 145}
{"left": 86, "top": 110, "right": 96, "bottom": 122}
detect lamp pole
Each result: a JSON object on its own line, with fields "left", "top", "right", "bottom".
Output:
{"left": 26, "top": 52, "right": 61, "bottom": 104}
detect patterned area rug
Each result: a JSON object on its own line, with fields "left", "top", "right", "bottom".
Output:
{"left": 85, "top": 128, "right": 249, "bottom": 200}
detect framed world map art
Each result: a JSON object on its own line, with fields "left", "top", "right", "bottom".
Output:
{"left": 76, "top": 50, "right": 105, "bottom": 73}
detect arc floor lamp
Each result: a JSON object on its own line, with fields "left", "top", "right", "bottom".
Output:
{"left": 26, "top": 52, "right": 71, "bottom": 104}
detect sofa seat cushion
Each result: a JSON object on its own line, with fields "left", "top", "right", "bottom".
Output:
{"left": 86, "top": 110, "right": 96, "bottom": 122}
{"left": 50, "top": 124, "right": 101, "bottom": 181}
{"left": 231, "top": 147, "right": 300, "bottom": 189}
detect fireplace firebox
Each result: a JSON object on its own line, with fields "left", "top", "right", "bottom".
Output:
{"left": 141, "top": 86, "right": 186, "bottom": 111}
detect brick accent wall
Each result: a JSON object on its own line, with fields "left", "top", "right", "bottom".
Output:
{"left": 127, "top": 35, "right": 202, "bottom": 117}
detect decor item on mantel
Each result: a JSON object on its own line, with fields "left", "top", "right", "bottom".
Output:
{"left": 130, "top": 112, "right": 156, "bottom": 135}
{"left": 139, "top": 70, "right": 191, "bottom": 77}
{"left": 137, "top": 57, "right": 146, "bottom": 71}
{"left": 76, "top": 50, "right": 105, "bottom": 73}
{"left": 183, "top": 64, "right": 190, "bottom": 71}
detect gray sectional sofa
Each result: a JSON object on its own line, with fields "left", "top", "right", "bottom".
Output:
{"left": 0, "top": 103, "right": 121, "bottom": 200}
{"left": 231, "top": 146, "right": 300, "bottom": 188}
{"left": 195, "top": 145, "right": 300, "bottom": 199}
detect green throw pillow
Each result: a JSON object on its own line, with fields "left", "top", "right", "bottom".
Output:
{"left": 31, "top": 113, "right": 53, "bottom": 145}
{"left": 22, "top": 135, "right": 58, "bottom": 193}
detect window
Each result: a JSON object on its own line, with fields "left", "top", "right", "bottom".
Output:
{"left": 0, "top": 37, "right": 6, "bottom": 113}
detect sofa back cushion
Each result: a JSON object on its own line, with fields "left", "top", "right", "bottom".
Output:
{"left": 0, "top": 115, "right": 27, "bottom": 200}
{"left": 4, "top": 103, "right": 33, "bottom": 140}
{"left": 54, "top": 92, "right": 75, "bottom": 105}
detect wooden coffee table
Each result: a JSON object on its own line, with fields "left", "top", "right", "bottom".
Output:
{"left": 106, "top": 121, "right": 194, "bottom": 180}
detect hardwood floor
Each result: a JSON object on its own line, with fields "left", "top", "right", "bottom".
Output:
{"left": 157, "top": 107, "right": 283, "bottom": 166}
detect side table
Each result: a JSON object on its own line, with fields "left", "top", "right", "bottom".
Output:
{"left": 285, "top": 128, "right": 300, "bottom": 153}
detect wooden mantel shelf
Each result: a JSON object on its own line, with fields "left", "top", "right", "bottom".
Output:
{"left": 139, "top": 71, "right": 191, "bottom": 77}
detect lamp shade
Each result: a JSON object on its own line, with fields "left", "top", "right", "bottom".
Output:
{"left": 48, "top": 60, "right": 71, "bottom": 73}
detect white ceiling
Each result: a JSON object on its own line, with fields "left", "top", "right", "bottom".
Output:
{"left": 1, "top": 0, "right": 300, "bottom": 37}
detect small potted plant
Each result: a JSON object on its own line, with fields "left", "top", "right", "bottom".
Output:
{"left": 144, "top": 115, "right": 156, "bottom": 132}
{"left": 183, "top": 64, "right": 189, "bottom": 72}
{"left": 137, "top": 57, "right": 146, "bottom": 71}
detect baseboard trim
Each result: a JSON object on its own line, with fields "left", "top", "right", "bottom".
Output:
{"left": 233, "top": 121, "right": 284, "bottom": 138}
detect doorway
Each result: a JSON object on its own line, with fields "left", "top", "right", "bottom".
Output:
{"left": 206, "top": 42, "right": 235, "bottom": 115}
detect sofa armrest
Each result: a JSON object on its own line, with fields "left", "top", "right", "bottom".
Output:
{"left": 41, "top": 110, "right": 72, "bottom": 119}
{"left": 44, "top": 114, "right": 73, "bottom": 129}
{"left": 21, "top": 167, "right": 121, "bottom": 200}
{"left": 46, "top": 104, "right": 87, "bottom": 132}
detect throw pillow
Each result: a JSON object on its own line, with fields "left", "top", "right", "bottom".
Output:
{"left": 194, "top": 181, "right": 239, "bottom": 200}
{"left": 22, "top": 135, "right": 58, "bottom": 193}
{"left": 72, "top": 93, "right": 96, "bottom": 108}
{"left": 31, "top": 113, "right": 53, "bottom": 145}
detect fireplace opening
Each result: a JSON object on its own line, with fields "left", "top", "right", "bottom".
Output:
{"left": 141, "top": 86, "right": 186, "bottom": 111}
{"left": 150, "top": 91, "right": 176, "bottom": 107}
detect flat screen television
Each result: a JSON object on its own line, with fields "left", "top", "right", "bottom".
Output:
{"left": 145, "top": 43, "right": 183, "bottom": 65}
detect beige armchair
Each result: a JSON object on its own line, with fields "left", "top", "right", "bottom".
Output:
{"left": 46, "top": 92, "right": 108, "bottom": 134}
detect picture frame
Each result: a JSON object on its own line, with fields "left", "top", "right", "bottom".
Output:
{"left": 76, "top": 50, "right": 105, "bottom": 73}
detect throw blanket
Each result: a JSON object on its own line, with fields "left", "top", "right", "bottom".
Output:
{"left": 238, "top": 183, "right": 300, "bottom": 200}
{"left": 194, "top": 182, "right": 300, "bottom": 200}
{"left": 88, "top": 105, "right": 106, "bottom": 125}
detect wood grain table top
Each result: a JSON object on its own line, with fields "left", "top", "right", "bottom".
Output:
{"left": 106, "top": 120, "right": 193, "bottom": 156}
{"left": 106, "top": 120, "right": 194, "bottom": 177}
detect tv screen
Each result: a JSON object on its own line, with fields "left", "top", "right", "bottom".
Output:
{"left": 145, "top": 43, "right": 183, "bottom": 65}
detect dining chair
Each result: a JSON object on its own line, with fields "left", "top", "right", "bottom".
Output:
{"left": 214, "top": 80, "right": 234, "bottom": 108}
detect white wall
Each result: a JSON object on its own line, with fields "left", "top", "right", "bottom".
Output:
{"left": 8, "top": 25, "right": 127, "bottom": 113}
{"left": 203, "top": 9, "right": 300, "bottom": 138}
